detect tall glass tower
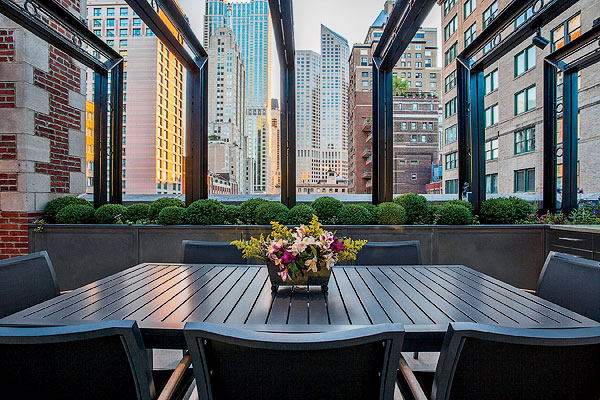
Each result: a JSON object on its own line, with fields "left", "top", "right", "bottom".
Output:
{"left": 204, "top": 0, "right": 272, "bottom": 193}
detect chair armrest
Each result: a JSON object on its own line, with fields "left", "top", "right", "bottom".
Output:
{"left": 59, "top": 290, "right": 72, "bottom": 295}
{"left": 398, "top": 356, "right": 428, "bottom": 400}
{"left": 157, "top": 352, "right": 192, "bottom": 400}
{"left": 520, "top": 288, "right": 536, "bottom": 295}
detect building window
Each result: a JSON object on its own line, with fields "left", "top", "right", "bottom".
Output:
{"left": 120, "top": 7, "right": 128, "bottom": 16}
{"left": 93, "top": 19, "right": 101, "bottom": 28}
{"left": 515, "top": 85, "right": 536, "bottom": 115}
{"left": 107, "top": 8, "right": 115, "bottom": 16}
{"left": 120, "top": 19, "right": 128, "bottom": 27}
{"left": 445, "top": 97, "right": 457, "bottom": 118}
{"left": 106, "top": 29, "right": 114, "bottom": 37}
{"left": 485, "top": 104, "right": 498, "bottom": 127}
{"left": 444, "top": 0, "right": 456, "bottom": 16}
{"left": 484, "top": 68, "right": 498, "bottom": 95}
{"left": 133, "top": 18, "right": 141, "bottom": 26}
{"left": 464, "top": 0, "right": 476, "bottom": 18}
{"left": 93, "top": 29, "right": 101, "bottom": 36}
{"left": 410, "top": 134, "right": 418, "bottom": 142}
{"left": 445, "top": 124, "right": 457, "bottom": 144}
{"left": 444, "top": 42, "right": 458, "bottom": 66}
{"left": 486, "top": 174, "right": 498, "bottom": 194}
{"left": 360, "top": 57, "right": 368, "bottom": 66}
{"left": 93, "top": 8, "right": 101, "bottom": 16}
{"left": 515, "top": 5, "right": 535, "bottom": 28}
{"left": 485, "top": 138, "right": 498, "bottom": 161}
{"left": 445, "top": 70, "right": 456, "bottom": 92}
{"left": 146, "top": 28, "right": 154, "bottom": 36}
{"left": 483, "top": 1, "right": 498, "bottom": 30}
{"left": 444, "top": 15, "right": 457, "bottom": 41}
{"left": 132, "top": 28, "right": 141, "bottom": 36}
{"left": 445, "top": 152, "right": 458, "bottom": 170}
{"left": 551, "top": 13, "right": 581, "bottom": 51}
{"left": 120, "top": 29, "right": 128, "bottom": 37}
{"left": 411, "top": 173, "right": 418, "bottom": 181}
{"left": 464, "top": 22, "right": 477, "bottom": 47}
{"left": 401, "top": 122, "right": 407, "bottom": 130}
{"left": 515, "top": 168, "right": 535, "bottom": 193}
{"left": 514, "top": 126, "right": 535, "bottom": 154}
{"left": 445, "top": 179, "right": 459, "bottom": 194}
{"left": 106, "top": 19, "right": 115, "bottom": 27}
{"left": 119, "top": 39, "right": 127, "bottom": 47}
{"left": 514, "top": 45, "right": 535, "bottom": 77}
{"left": 411, "top": 122, "right": 417, "bottom": 130}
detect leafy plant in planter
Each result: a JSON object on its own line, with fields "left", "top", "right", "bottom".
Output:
{"left": 184, "top": 199, "right": 225, "bottom": 225}
{"left": 359, "top": 203, "right": 378, "bottom": 224}
{"left": 95, "top": 204, "right": 128, "bottom": 224}
{"left": 223, "top": 204, "right": 242, "bottom": 225}
{"left": 126, "top": 203, "right": 150, "bottom": 223}
{"left": 338, "top": 204, "right": 372, "bottom": 225}
{"left": 158, "top": 206, "right": 186, "bottom": 225}
{"left": 148, "top": 197, "right": 185, "bottom": 220}
{"left": 239, "top": 198, "right": 268, "bottom": 224}
{"left": 376, "top": 202, "right": 406, "bottom": 225}
{"left": 44, "top": 196, "right": 92, "bottom": 223}
{"left": 255, "top": 202, "right": 289, "bottom": 225}
{"left": 393, "top": 193, "right": 431, "bottom": 224}
{"left": 56, "top": 204, "right": 96, "bottom": 224}
{"left": 508, "top": 197, "right": 535, "bottom": 222}
{"left": 311, "top": 196, "right": 343, "bottom": 224}
{"left": 443, "top": 199, "right": 474, "bottom": 213}
{"left": 288, "top": 204, "right": 315, "bottom": 225}
{"left": 433, "top": 203, "right": 473, "bottom": 225}
{"left": 479, "top": 198, "right": 516, "bottom": 224}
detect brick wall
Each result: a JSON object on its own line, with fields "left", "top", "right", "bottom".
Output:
{"left": 0, "top": 211, "right": 42, "bottom": 259}
{"left": 0, "top": 82, "right": 15, "bottom": 108}
{"left": 0, "top": 29, "right": 14, "bottom": 62}
{"left": 0, "top": 134, "right": 16, "bottom": 158}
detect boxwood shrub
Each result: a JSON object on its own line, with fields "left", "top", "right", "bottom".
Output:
{"left": 184, "top": 199, "right": 225, "bottom": 225}
{"left": 239, "top": 198, "right": 268, "bottom": 224}
{"left": 55, "top": 204, "right": 96, "bottom": 224}
{"left": 95, "top": 204, "right": 128, "bottom": 224}
{"left": 126, "top": 203, "right": 150, "bottom": 222}
{"left": 508, "top": 197, "right": 535, "bottom": 222}
{"left": 311, "top": 196, "right": 343, "bottom": 224}
{"left": 393, "top": 193, "right": 430, "bottom": 224}
{"left": 255, "top": 202, "right": 289, "bottom": 225}
{"left": 359, "top": 203, "right": 378, "bottom": 224}
{"left": 376, "top": 202, "right": 406, "bottom": 225}
{"left": 338, "top": 204, "right": 372, "bottom": 225}
{"left": 148, "top": 197, "right": 185, "bottom": 220}
{"left": 158, "top": 206, "right": 186, "bottom": 225}
{"left": 223, "top": 204, "right": 242, "bottom": 225}
{"left": 479, "top": 198, "right": 517, "bottom": 224}
{"left": 44, "top": 196, "right": 92, "bottom": 223}
{"left": 434, "top": 203, "right": 473, "bottom": 225}
{"left": 288, "top": 204, "right": 315, "bottom": 225}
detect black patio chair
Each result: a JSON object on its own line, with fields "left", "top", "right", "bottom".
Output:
{"left": 397, "top": 322, "right": 600, "bottom": 400}
{"left": 184, "top": 322, "right": 405, "bottom": 400}
{"left": 181, "top": 240, "right": 247, "bottom": 265}
{"left": 0, "top": 251, "right": 61, "bottom": 318}
{"left": 353, "top": 241, "right": 422, "bottom": 266}
{"left": 525, "top": 251, "right": 600, "bottom": 322}
{"left": 0, "top": 320, "right": 193, "bottom": 400}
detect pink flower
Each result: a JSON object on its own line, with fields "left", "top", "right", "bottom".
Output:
{"left": 330, "top": 237, "right": 345, "bottom": 253}
{"left": 281, "top": 250, "right": 296, "bottom": 265}
{"left": 278, "top": 267, "right": 290, "bottom": 282}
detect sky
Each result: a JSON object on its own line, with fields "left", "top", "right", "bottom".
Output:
{"left": 178, "top": 0, "right": 442, "bottom": 99}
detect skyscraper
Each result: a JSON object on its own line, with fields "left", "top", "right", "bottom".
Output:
{"left": 295, "top": 50, "right": 321, "bottom": 185}
{"left": 320, "top": 25, "right": 350, "bottom": 180}
{"left": 87, "top": 0, "right": 185, "bottom": 195}
{"left": 203, "top": 0, "right": 272, "bottom": 193}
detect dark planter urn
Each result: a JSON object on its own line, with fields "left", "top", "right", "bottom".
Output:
{"left": 267, "top": 262, "right": 331, "bottom": 293}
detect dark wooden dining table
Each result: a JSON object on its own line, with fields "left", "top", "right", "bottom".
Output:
{"left": 1, "top": 263, "right": 598, "bottom": 351}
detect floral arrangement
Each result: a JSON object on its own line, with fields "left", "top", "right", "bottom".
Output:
{"left": 232, "top": 215, "right": 367, "bottom": 282}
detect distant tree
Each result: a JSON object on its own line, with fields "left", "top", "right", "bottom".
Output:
{"left": 392, "top": 76, "right": 409, "bottom": 96}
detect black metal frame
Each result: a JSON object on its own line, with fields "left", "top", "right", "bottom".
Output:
{"left": 0, "top": 0, "right": 124, "bottom": 208}
{"left": 371, "top": 0, "right": 437, "bottom": 204}
{"left": 268, "top": 0, "right": 296, "bottom": 208}
{"left": 543, "top": 23, "right": 600, "bottom": 213}
{"left": 456, "top": 0, "right": 578, "bottom": 213}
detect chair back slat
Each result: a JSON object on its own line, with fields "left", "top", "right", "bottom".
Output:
{"left": 0, "top": 251, "right": 60, "bottom": 318}
{"left": 181, "top": 241, "right": 247, "bottom": 265}
{"left": 432, "top": 323, "right": 600, "bottom": 400}
{"left": 353, "top": 241, "right": 422, "bottom": 266}
{"left": 536, "top": 251, "right": 600, "bottom": 322}
{"left": 0, "top": 321, "right": 154, "bottom": 400}
{"left": 184, "top": 323, "right": 404, "bottom": 400}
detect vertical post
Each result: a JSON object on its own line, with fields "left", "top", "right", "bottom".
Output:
{"left": 185, "top": 59, "right": 208, "bottom": 206}
{"left": 109, "top": 61, "right": 124, "bottom": 204}
{"left": 543, "top": 61, "right": 557, "bottom": 213}
{"left": 562, "top": 69, "right": 578, "bottom": 213}
{"left": 372, "top": 60, "right": 393, "bottom": 204}
{"left": 456, "top": 59, "right": 471, "bottom": 201}
{"left": 280, "top": 65, "right": 296, "bottom": 208}
{"left": 469, "top": 68, "right": 485, "bottom": 213}
{"left": 93, "top": 71, "right": 109, "bottom": 208}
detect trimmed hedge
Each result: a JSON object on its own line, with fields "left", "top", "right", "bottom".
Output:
{"left": 158, "top": 206, "right": 185, "bottom": 225}
{"left": 394, "top": 193, "right": 430, "bottom": 224}
{"left": 56, "top": 204, "right": 96, "bottom": 224}
{"left": 508, "top": 197, "right": 535, "bottom": 222}
{"left": 255, "top": 202, "right": 289, "bottom": 225}
{"left": 359, "top": 203, "right": 378, "bottom": 224}
{"left": 184, "top": 199, "right": 225, "bottom": 225}
{"left": 239, "top": 198, "right": 268, "bottom": 224}
{"left": 479, "top": 198, "right": 516, "bottom": 224}
{"left": 223, "top": 204, "right": 242, "bottom": 224}
{"left": 148, "top": 197, "right": 185, "bottom": 220}
{"left": 376, "top": 202, "right": 407, "bottom": 225}
{"left": 126, "top": 203, "right": 150, "bottom": 222}
{"left": 44, "top": 196, "right": 92, "bottom": 223}
{"left": 95, "top": 204, "right": 128, "bottom": 224}
{"left": 311, "top": 196, "right": 343, "bottom": 224}
{"left": 338, "top": 204, "right": 372, "bottom": 225}
{"left": 434, "top": 203, "right": 473, "bottom": 225}
{"left": 288, "top": 204, "right": 315, "bottom": 225}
